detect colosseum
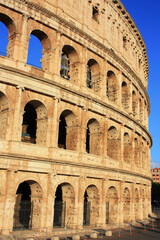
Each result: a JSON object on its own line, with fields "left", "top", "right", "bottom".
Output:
{"left": 0, "top": 0, "right": 152, "bottom": 235}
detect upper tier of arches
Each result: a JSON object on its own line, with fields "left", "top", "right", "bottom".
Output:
{"left": 0, "top": 11, "right": 149, "bottom": 126}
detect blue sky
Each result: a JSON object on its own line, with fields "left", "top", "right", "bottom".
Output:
{"left": 0, "top": 0, "right": 160, "bottom": 168}
{"left": 121, "top": 0, "right": 160, "bottom": 168}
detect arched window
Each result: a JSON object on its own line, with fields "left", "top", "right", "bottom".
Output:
{"left": 0, "top": 21, "right": 8, "bottom": 56}
{"left": 60, "top": 52, "right": 70, "bottom": 80}
{"left": 0, "top": 13, "right": 16, "bottom": 58}
{"left": 86, "top": 59, "right": 101, "bottom": 92}
{"left": 22, "top": 100, "right": 48, "bottom": 145}
{"left": 132, "top": 90, "right": 138, "bottom": 117}
{"left": 53, "top": 183, "right": 75, "bottom": 228}
{"left": 106, "top": 187, "right": 118, "bottom": 224}
{"left": 13, "top": 180, "right": 42, "bottom": 230}
{"left": 83, "top": 185, "right": 99, "bottom": 226}
{"left": 123, "top": 187, "right": 130, "bottom": 223}
{"left": 27, "top": 29, "right": 51, "bottom": 71}
{"left": 121, "top": 81, "right": 130, "bottom": 111}
{"left": 86, "top": 119, "right": 101, "bottom": 155}
{"left": 58, "top": 110, "right": 78, "bottom": 151}
{"left": 106, "top": 71, "right": 118, "bottom": 103}
{"left": 123, "top": 132, "right": 132, "bottom": 163}
{"left": 0, "top": 91, "right": 9, "bottom": 139}
{"left": 27, "top": 34, "right": 42, "bottom": 68}
{"left": 134, "top": 137, "right": 139, "bottom": 166}
{"left": 107, "top": 126, "right": 120, "bottom": 160}
{"left": 60, "top": 45, "right": 79, "bottom": 83}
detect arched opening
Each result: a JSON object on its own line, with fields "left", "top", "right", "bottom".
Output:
{"left": 13, "top": 180, "right": 42, "bottom": 230}
{"left": 106, "top": 71, "right": 118, "bottom": 103}
{"left": 83, "top": 185, "right": 99, "bottom": 226}
{"left": 0, "top": 21, "right": 9, "bottom": 56}
{"left": 22, "top": 100, "right": 48, "bottom": 145}
{"left": 142, "top": 141, "right": 147, "bottom": 169}
{"left": 134, "top": 188, "right": 139, "bottom": 220}
{"left": 106, "top": 187, "right": 118, "bottom": 224}
{"left": 139, "top": 98, "right": 143, "bottom": 123}
{"left": 27, "top": 29, "right": 51, "bottom": 71}
{"left": 0, "top": 91, "right": 9, "bottom": 139}
{"left": 123, "top": 132, "right": 132, "bottom": 164}
{"left": 134, "top": 137, "right": 139, "bottom": 166}
{"left": 58, "top": 110, "right": 78, "bottom": 151}
{"left": 132, "top": 91, "right": 138, "bottom": 117}
{"left": 121, "top": 81, "right": 130, "bottom": 111}
{"left": 60, "top": 45, "right": 79, "bottom": 84}
{"left": 86, "top": 59, "right": 101, "bottom": 92}
{"left": 86, "top": 118, "right": 101, "bottom": 155}
{"left": 0, "top": 13, "right": 16, "bottom": 58}
{"left": 142, "top": 189, "right": 147, "bottom": 219}
{"left": 107, "top": 126, "right": 120, "bottom": 160}
{"left": 53, "top": 183, "right": 75, "bottom": 228}
{"left": 123, "top": 187, "right": 130, "bottom": 223}
{"left": 13, "top": 182, "right": 31, "bottom": 230}
{"left": 58, "top": 114, "right": 67, "bottom": 149}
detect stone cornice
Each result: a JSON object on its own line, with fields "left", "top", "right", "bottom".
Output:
{"left": 0, "top": 0, "right": 151, "bottom": 113}
{"left": 0, "top": 63, "right": 153, "bottom": 146}
{"left": 0, "top": 152, "right": 152, "bottom": 182}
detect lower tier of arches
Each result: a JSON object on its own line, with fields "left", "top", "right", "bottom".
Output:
{"left": 0, "top": 168, "right": 151, "bottom": 235}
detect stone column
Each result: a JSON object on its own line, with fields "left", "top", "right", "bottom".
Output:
{"left": 79, "top": 47, "right": 87, "bottom": 91}
{"left": 8, "top": 86, "right": 24, "bottom": 141}
{"left": 2, "top": 170, "right": 17, "bottom": 235}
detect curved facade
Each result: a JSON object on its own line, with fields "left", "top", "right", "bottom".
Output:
{"left": 0, "top": 0, "right": 152, "bottom": 234}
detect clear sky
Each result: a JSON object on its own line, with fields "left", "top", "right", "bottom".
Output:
{"left": 121, "top": 0, "right": 160, "bottom": 168}
{"left": 0, "top": 0, "right": 159, "bottom": 169}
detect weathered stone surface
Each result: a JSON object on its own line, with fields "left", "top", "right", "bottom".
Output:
{"left": 0, "top": 0, "right": 152, "bottom": 236}
{"left": 72, "top": 235, "right": 80, "bottom": 240}
{"left": 90, "top": 233, "right": 97, "bottom": 239}
{"left": 105, "top": 231, "right": 112, "bottom": 236}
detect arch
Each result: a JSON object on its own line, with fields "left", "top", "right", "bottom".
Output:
{"left": 134, "top": 188, "right": 139, "bottom": 220}
{"left": 58, "top": 110, "right": 78, "bottom": 150}
{"left": 106, "top": 71, "right": 118, "bottom": 103}
{"left": 21, "top": 100, "right": 48, "bottom": 145}
{"left": 142, "top": 189, "right": 147, "bottom": 219}
{"left": 86, "top": 59, "right": 101, "bottom": 92}
{"left": 123, "top": 187, "right": 130, "bottom": 223}
{"left": 86, "top": 118, "right": 102, "bottom": 155}
{"left": 53, "top": 183, "right": 75, "bottom": 228}
{"left": 0, "top": 21, "right": 8, "bottom": 56}
{"left": 121, "top": 81, "right": 130, "bottom": 111}
{"left": 60, "top": 45, "right": 79, "bottom": 83}
{"left": 123, "top": 132, "right": 132, "bottom": 163}
{"left": 27, "top": 29, "right": 51, "bottom": 70}
{"left": 0, "top": 13, "right": 16, "bottom": 58}
{"left": 132, "top": 90, "right": 138, "bottom": 117}
{"left": 83, "top": 185, "right": 99, "bottom": 226}
{"left": 134, "top": 137, "right": 139, "bottom": 166}
{"left": 107, "top": 126, "right": 120, "bottom": 160}
{"left": 139, "top": 98, "right": 144, "bottom": 122}
{"left": 13, "top": 180, "right": 43, "bottom": 230}
{"left": 106, "top": 186, "right": 118, "bottom": 224}
{"left": 0, "top": 91, "right": 9, "bottom": 139}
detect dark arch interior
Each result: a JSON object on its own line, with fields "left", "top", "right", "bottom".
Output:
{"left": 14, "top": 181, "right": 31, "bottom": 230}
{"left": 22, "top": 103, "right": 37, "bottom": 143}
{"left": 83, "top": 190, "right": 90, "bottom": 225}
{"left": 54, "top": 185, "right": 64, "bottom": 227}
{"left": 58, "top": 114, "right": 67, "bottom": 149}
{"left": 86, "top": 125, "right": 90, "bottom": 153}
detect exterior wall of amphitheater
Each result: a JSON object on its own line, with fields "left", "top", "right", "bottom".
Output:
{"left": 0, "top": 0, "right": 152, "bottom": 234}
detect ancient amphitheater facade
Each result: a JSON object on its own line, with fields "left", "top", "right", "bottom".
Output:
{"left": 0, "top": 0, "right": 152, "bottom": 234}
